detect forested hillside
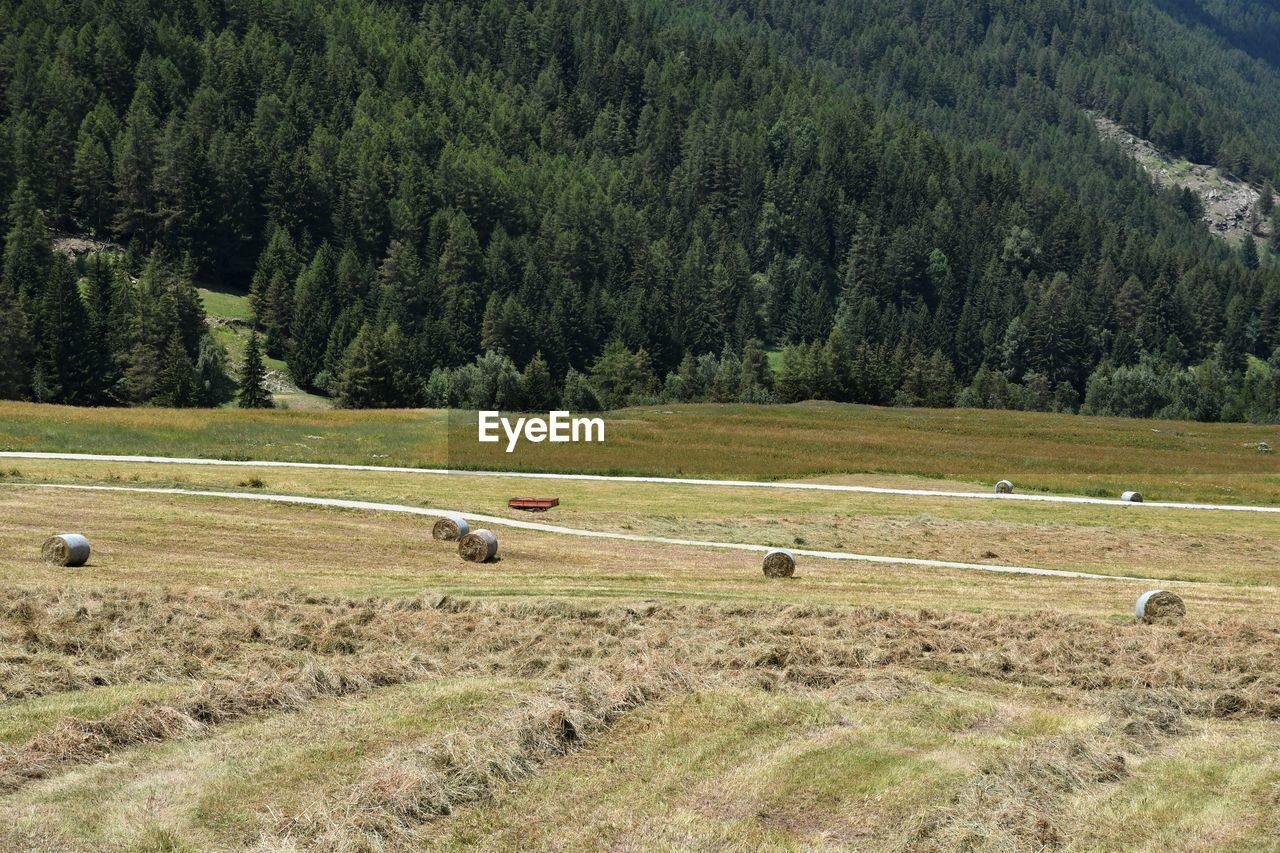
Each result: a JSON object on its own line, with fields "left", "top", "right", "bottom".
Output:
{"left": 3, "top": 0, "right": 1280, "bottom": 421}
{"left": 664, "top": 0, "right": 1280, "bottom": 187}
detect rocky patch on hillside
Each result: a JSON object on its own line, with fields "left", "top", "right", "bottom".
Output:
{"left": 1095, "top": 116, "right": 1274, "bottom": 245}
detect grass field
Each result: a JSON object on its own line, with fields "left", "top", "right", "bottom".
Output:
{"left": 2, "top": 401, "right": 1279, "bottom": 849}
{"left": 2, "top": 400, "right": 1279, "bottom": 501}
{"left": 196, "top": 286, "right": 254, "bottom": 321}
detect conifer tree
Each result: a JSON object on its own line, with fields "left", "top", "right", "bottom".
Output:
{"left": 334, "top": 324, "right": 393, "bottom": 408}
{"left": 0, "top": 285, "right": 32, "bottom": 399}
{"left": 155, "top": 332, "right": 196, "bottom": 407}
{"left": 289, "top": 244, "right": 337, "bottom": 388}
{"left": 112, "top": 87, "right": 159, "bottom": 243}
{"left": 522, "top": 352, "right": 558, "bottom": 411}
{"left": 33, "top": 260, "right": 93, "bottom": 404}
{"left": 239, "top": 332, "right": 273, "bottom": 408}
{"left": 195, "top": 336, "right": 235, "bottom": 407}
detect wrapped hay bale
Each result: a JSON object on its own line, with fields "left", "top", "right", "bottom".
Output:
{"left": 458, "top": 529, "right": 499, "bottom": 563}
{"left": 994, "top": 480, "right": 1014, "bottom": 494}
{"left": 1121, "top": 490, "right": 1143, "bottom": 503}
{"left": 1136, "top": 589, "right": 1185, "bottom": 623}
{"left": 432, "top": 514, "right": 470, "bottom": 541}
{"left": 762, "top": 549, "right": 796, "bottom": 578}
{"left": 42, "top": 533, "right": 90, "bottom": 567}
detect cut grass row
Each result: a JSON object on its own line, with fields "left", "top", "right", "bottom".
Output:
{"left": 8, "top": 680, "right": 1277, "bottom": 851}
{"left": 2, "top": 401, "right": 1280, "bottom": 503}
{"left": 2, "top": 581, "right": 1278, "bottom": 850}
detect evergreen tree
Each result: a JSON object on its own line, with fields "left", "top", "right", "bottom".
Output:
{"left": 3, "top": 181, "right": 52, "bottom": 302}
{"left": 3, "top": 0, "right": 1280, "bottom": 422}
{"left": 1243, "top": 235, "right": 1261, "bottom": 271}
{"left": 250, "top": 227, "right": 301, "bottom": 357}
{"left": 0, "top": 285, "right": 32, "bottom": 399}
{"left": 112, "top": 87, "right": 159, "bottom": 243}
{"left": 334, "top": 324, "right": 393, "bottom": 408}
{"left": 72, "top": 131, "right": 113, "bottom": 235}
{"left": 562, "top": 367, "right": 602, "bottom": 412}
{"left": 522, "top": 352, "right": 558, "bottom": 411}
{"left": 238, "top": 332, "right": 273, "bottom": 408}
{"left": 437, "top": 212, "right": 484, "bottom": 363}
{"left": 155, "top": 332, "right": 196, "bottom": 407}
{"left": 195, "top": 336, "right": 236, "bottom": 407}
{"left": 33, "top": 261, "right": 93, "bottom": 404}
{"left": 289, "top": 244, "right": 337, "bottom": 388}
{"left": 740, "top": 338, "right": 773, "bottom": 397}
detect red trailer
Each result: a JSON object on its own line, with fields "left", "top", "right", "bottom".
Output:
{"left": 508, "top": 497, "right": 559, "bottom": 512}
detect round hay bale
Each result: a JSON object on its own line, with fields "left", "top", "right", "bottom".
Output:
{"left": 42, "top": 533, "right": 90, "bottom": 567}
{"left": 432, "top": 515, "right": 470, "bottom": 541}
{"left": 994, "top": 480, "right": 1014, "bottom": 495}
{"left": 458, "top": 529, "right": 498, "bottom": 563}
{"left": 762, "top": 549, "right": 796, "bottom": 578}
{"left": 1121, "top": 490, "right": 1143, "bottom": 503}
{"left": 1135, "top": 589, "right": 1185, "bottom": 623}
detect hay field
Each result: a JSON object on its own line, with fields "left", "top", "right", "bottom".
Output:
{"left": 7, "top": 457, "right": 1280, "bottom": 586}
{"left": 2, "top": 405, "right": 1280, "bottom": 849}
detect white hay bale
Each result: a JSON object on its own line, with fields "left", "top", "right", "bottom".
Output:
{"left": 42, "top": 533, "right": 90, "bottom": 567}
{"left": 458, "top": 529, "right": 499, "bottom": 563}
{"left": 762, "top": 549, "right": 796, "bottom": 578}
{"left": 1136, "top": 589, "right": 1185, "bottom": 623}
{"left": 1121, "top": 490, "right": 1143, "bottom": 503}
{"left": 994, "top": 480, "right": 1014, "bottom": 495}
{"left": 432, "top": 514, "right": 470, "bottom": 541}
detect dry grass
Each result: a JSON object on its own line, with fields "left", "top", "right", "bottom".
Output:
{"left": 10, "top": 457, "right": 1280, "bottom": 586}
{"left": 901, "top": 690, "right": 1187, "bottom": 850}
{"left": 0, "top": 582, "right": 1277, "bottom": 848}
{"left": 287, "top": 665, "right": 690, "bottom": 850}
{"left": 0, "top": 655, "right": 429, "bottom": 792}
{"left": 6, "top": 487, "right": 1280, "bottom": 631}
{"left": 4, "top": 586, "right": 1279, "bottom": 721}
{"left": 3, "top": 401, "right": 1280, "bottom": 847}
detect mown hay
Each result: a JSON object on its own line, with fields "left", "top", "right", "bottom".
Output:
{"left": 1212, "top": 692, "right": 1247, "bottom": 717}
{"left": 432, "top": 515, "right": 469, "bottom": 542}
{"left": 41, "top": 534, "right": 90, "bottom": 568}
{"left": 289, "top": 666, "right": 687, "bottom": 847}
{"left": 1135, "top": 589, "right": 1185, "bottom": 623}
{"left": 994, "top": 480, "right": 1014, "bottom": 494}
{"left": 0, "top": 655, "right": 427, "bottom": 792}
{"left": 1121, "top": 490, "right": 1143, "bottom": 503}
{"left": 762, "top": 549, "right": 796, "bottom": 578}
{"left": 458, "top": 529, "right": 498, "bottom": 563}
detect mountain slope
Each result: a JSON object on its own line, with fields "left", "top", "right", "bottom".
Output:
{"left": 659, "top": 0, "right": 1280, "bottom": 186}
{"left": 0, "top": 0, "right": 1279, "bottom": 422}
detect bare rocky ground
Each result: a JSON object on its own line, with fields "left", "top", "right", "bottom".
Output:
{"left": 50, "top": 234, "right": 123, "bottom": 260}
{"left": 1095, "top": 116, "right": 1275, "bottom": 244}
